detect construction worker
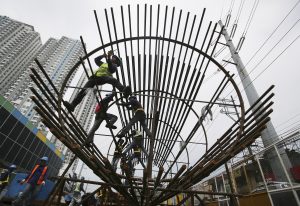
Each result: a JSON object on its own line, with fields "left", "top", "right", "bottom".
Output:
{"left": 69, "top": 176, "right": 86, "bottom": 206}
{"left": 86, "top": 92, "right": 118, "bottom": 145}
{"left": 96, "top": 186, "right": 108, "bottom": 206}
{"left": 64, "top": 173, "right": 77, "bottom": 204}
{"left": 122, "top": 130, "right": 149, "bottom": 159}
{"left": 128, "top": 145, "right": 147, "bottom": 169}
{"left": 0, "top": 164, "right": 16, "bottom": 201}
{"left": 12, "top": 156, "right": 48, "bottom": 206}
{"left": 63, "top": 50, "right": 131, "bottom": 112}
{"left": 116, "top": 95, "right": 152, "bottom": 138}
{"left": 120, "top": 157, "right": 135, "bottom": 187}
{"left": 111, "top": 138, "right": 128, "bottom": 172}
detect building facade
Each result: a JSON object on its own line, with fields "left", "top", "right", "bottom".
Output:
{"left": 1, "top": 15, "right": 96, "bottom": 174}
{"left": 4, "top": 36, "right": 84, "bottom": 134}
{"left": 0, "top": 95, "right": 64, "bottom": 177}
{"left": 0, "top": 15, "right": 42, "bottom": 95}
{"left": 52, "top": 73, "right": 97, "bottom": 173}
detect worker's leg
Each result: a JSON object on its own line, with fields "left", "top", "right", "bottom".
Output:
{"left": 87, "top": 115, "right": 104, "bottom": 144}
{"left": 139, "top": 112, "right": 153, "bottom": 137}
{"left": 117, "top": 114, "right": 139, "bottom": 137}
{"left": 95, "top": 76, "right": 131, "bottom": 98}
{"left": 138, "top": 157, "right": 146, "bottom": 169}
{"left": 63, "top": 79, "right": 96, "bottom": 112}
{"left": 112, "top": 155, "right": 120, "bottom": 172}
{"left": 0, "top": 185, "right": 8, "bottom": 201}
{"left": 94, "top": 76, "right": 124, "bottom": 92}
{"left": 26, "top": 185, "right": 42, "bottom": 206}
{"left": 105, "top": 113, "right": 118, "bottom": 129}
{"left": 12, "top": 183, "right": 33, "bottom": 206}
{"left": 122, "top": 142, "right": 135, "bottom": 155}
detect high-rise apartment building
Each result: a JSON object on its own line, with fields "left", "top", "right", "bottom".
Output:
{"left": 5, "top": 36, "right": 84, "bottom": 133}
{"left": 53, "top": 73, "right": 97, "bottom": 173}
{"left": 1, "top": 15, "right": 97, "bottom": 173}
{"left": 0, "top": 15, "right": 42, "bottom": 95}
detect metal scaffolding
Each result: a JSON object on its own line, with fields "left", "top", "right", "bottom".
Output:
{"left": 29, "top": 4, "right": 276, "bottom": 206}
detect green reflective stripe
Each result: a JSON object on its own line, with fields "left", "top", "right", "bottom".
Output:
{"left": 74, "top": 182, "right": 81, "bottom": 192}
{"left": 95, "top": 63, "right": 112, "bottom": 77}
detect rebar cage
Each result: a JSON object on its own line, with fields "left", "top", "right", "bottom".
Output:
{"left": 30, "top": 4, "right": 275, "bottom": 206}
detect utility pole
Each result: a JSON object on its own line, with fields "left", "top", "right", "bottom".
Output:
{"left": 219, "top": 20, "right": 292, "bottom": 181}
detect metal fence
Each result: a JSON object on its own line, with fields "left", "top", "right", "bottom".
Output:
{"left": 194, "top": 130, "right": 300, "bottom": 206}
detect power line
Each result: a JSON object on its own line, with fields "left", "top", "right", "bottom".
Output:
{"left": 276, "top": 112, "right": 300, "bottom": 130}
{"left": 240, "top": 34, "right": 300, "bottom": 94}
{"left": 242, "top": 0, "right": 259, "bottom": 37}
{"left": 223, "top": 21, "right": 300, "bottom": 99}
{"left": 246, "top": 18, "right": 300, "bottom": 77}
{"left": 234, "top": 0, "right": 245, "bottom": 24}
{"left": 244, "top": 0, "right": 300, "bottom": 67}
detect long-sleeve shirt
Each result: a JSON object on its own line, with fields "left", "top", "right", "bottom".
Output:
{"left": 120, "top": 98, "right": 143, "bottom": 112}
{"left": 94, "top": 54, "right": 117, "bottom": 74}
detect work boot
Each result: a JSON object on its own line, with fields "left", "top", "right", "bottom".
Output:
{"left": 106, "top": 123, "right": 117, "bottom": 130}
{"left": 63, "top": 101, "right": 75, "bottom": 112}
{"left": 123, "top": 86, "right": 132, "bottom": 98}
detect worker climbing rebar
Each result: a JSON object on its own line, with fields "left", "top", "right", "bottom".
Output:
{"left": 116, "top": 95, "right": 152, "bottom": 139}
{"left": 63, "top": 50, "right": 131, "bottom": 112}
{"left": 123, "top": 130, "right": 149, "bottom": 168}
{"left": 111, "top": 138, "right": 128, "bottom": 172}
{"left": 86, "top": 92, "right": 118, "bottom": 145}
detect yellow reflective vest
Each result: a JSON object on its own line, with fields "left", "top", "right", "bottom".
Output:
{"left": 95, "top": 63, "right": 112, "bottom": 77}
{"left": 0, "top": 170, "right": 9, "bottom": 185}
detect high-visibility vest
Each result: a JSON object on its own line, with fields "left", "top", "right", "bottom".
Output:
{"left": 26, "top": 165, "right": 48, "bottom": 185}
{"left": 114, "top": 144, "right": 125, "bottom": 155}
{"left": 134, "top": 147, "right": 141, "bottom": 155}
{"left": 74, "top": 182, "right": 81, "bottom": 192}
{"left": 95, "top": 63, "right": 112, "bottom": 77}
{"left": 0, "top": 170, "right": 9, "bottom": 185}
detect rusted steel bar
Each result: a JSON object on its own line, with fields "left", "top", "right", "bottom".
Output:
{"left": 176, "top": 194, "right": 191, "bottom": 206}
{"left": 49, "top": 177, "right": 244, "bottom": 197}
{"left": 45, "top": 157, "right": 76, "bottom": 205}
{"left": 30, "top": 91, "right": 104, "bottom": 162}
{"left": 34, "top": 103, "right": 131, "bottom": 199}
{"left": 158, "top": 118, "right": 271, "bottom": 203}
{"left": 154, "top": 165, "right": 186, "bottom": 203}
{"left": 30, "top": 67, "right": 106, "bottom": 160}
{"left": 56, "top": 178, "right": 65, "bottom": 205}
{"left": 141, "top": 169, "right": 148, "bottom": 205}
{"left": 103, "top": 9, "right": 128, "bottom": 127}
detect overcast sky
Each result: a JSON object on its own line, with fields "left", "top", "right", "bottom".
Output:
{"left": 2, "top": 0, "right": 300, "bottom": 190}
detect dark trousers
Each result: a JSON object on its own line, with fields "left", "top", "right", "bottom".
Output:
{"left": 128, "top": 154, "right": 146, "bottom": 169}
{"left": 118, "top": 111, "right": 152, "bottom": 137}
{"left": 12, "top": 184, "right": 42, "bottom": 206}
{"left": 87, "top": 113, "right": 117, "bottom": 141}
{"left": 112, "top": 154, "right": 121, "bottom": 172}
{"left": 71, "top": 75, "right": 125, "bottom": 108}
